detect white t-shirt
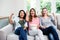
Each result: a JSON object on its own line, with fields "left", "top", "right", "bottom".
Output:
{"left": 29, "top": 24, "right": 37, "bottom": 30}
{"left": 12, "top": 16, "right": 28, "bottom": 30}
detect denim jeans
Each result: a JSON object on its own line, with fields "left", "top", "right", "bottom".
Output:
{"left": 41, "top": 26, "right": 59, "bottom": 40}
{"left": 48, "top": 33, "right": 54, "bottom": 40}
{"left": 15, "top": 27, "right": 27, "bottom": 40}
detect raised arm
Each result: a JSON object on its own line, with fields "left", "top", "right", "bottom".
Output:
{"left": 51, "top": 13, "right": 57, "bottom": 27}
{"left": 9, "top": 13, "right": 14, "bottom": 24}
{"left": 51, "top": 13, "right": 57, "bottom": 21}
{"left": 26, "top": 10, "right": 29, "bottom": 22}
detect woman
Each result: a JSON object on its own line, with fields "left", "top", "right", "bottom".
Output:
{"left": 9, "top": 10, "right": 28, "bottom": 40}
{"left": 40, "top": 7, "right": 59, "bottom": 40}
{"left": 28, "top": 8, "right": 44, "bottom": 40}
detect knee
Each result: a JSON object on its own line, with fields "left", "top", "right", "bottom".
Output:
{"left": 49, "top": 26, "right": 56, "bottom": 32}
{"left": 15, "top": 30, "right": 20, "bottom": 35}
{"left": 38, "top": 29, "right": 43, "bottom": 34}
{"left": 49, "top": 26, "right": 55, "bottom": 29}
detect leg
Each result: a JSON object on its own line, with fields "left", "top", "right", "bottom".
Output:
{"left": 41, "top": 27, "right": 53, "bottom": 40}
{"left": 37, "top": 29, "right": 44, "bottom": 40}
{"left": 20, "top": 27, "right": 27, "bottom": 40}
{"left": 35, "top": 35, "right": 40, "bottom": 40}
{"left": 15, "top": 27, "right": 20, "bottom": 35}
{"left": 49, "top": 26, "right": 59, "bottom": 40}
{"left": 48, "top": 33, "right": 54, "bottom": 40}
{"left": 41, "top": 28, "right": 50, "bottom": 35}
{"left": 19, "top": 35, "right": 23, "bottom": 40}
{"left": 15, "top": 27, "right": 22, "bottom": 40}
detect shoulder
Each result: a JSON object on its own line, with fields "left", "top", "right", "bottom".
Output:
{"left": 48, "top": 15, "right": 53, "bottom": 19}
{"left": 39, "top": 16, "right": 43, "bottom": 19}
{"left": 13, "top": 16, "right": 20, "bottom": 22}
{"left": 36, "top": 17, "right": 39, "bottom": 19}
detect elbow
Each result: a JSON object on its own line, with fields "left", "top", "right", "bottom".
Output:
{"left": 9, "top": 20, "right": 14, "bottom": 24}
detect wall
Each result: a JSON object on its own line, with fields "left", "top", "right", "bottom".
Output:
{"left": 0, "top": 0, "right": 25, "bottom": 17}
{"left": 0, "top": 0, "right": 26, "bottom": 28}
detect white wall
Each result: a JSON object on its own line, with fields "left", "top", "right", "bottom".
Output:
{"left": 0, "top": 0, "right": 25, "bottom": 17}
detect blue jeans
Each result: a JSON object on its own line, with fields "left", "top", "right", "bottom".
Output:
{"left": 48, "top": 33, "right": 54, "bottom": 40}
{"left": 15, "top": 27, "right": 27, "bottom": 40}
{"left": 41, "top": 26, "right": 59, "bottom": 40}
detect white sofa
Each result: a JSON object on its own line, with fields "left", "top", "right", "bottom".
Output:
{"left": 0, "top": 15, "right": 60, "bottom": 40}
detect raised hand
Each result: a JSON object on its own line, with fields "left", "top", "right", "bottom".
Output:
{"left": 52, "top": 13, "right": 56, "bottom": 19}
{"left": 9, "top": 13, "right": 14, "bottom": 24}
{"left": 26, "top": 10, "right": 29, "bottom": 16}
{"left": 26, "top": 10, "right": 29, "bottom": 21}
{"left": 52, "top": 13, "right": 55, "bottom": 17}
{"left": 10, "top": 13, "right": 14, "bottom": 17}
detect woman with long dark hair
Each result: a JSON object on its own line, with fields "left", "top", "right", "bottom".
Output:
{"left": 9, "top": 10, "right": 28, "bottom": 40}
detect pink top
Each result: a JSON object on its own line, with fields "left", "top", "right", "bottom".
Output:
{"left": 29, "top": 17, "right": 40, "bottom": 28}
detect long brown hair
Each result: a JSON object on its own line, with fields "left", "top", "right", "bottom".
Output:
{"left": 29, "top": 8, "right": 37, "bottom": 22}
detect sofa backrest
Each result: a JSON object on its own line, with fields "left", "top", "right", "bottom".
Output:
{"left": 56, "top": 15, "right": 60, "bottom": 30}
{"left": 0, "top": 17, "right": 9, "bottom": 29}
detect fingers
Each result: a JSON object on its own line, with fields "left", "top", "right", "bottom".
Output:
{"left": 11, "top": 13, "right": 14, "bottom": 16}
{"left": 9, "top": 13, "right": 14, "bottom": 19}
{"left": 26, "top": 10, "right": 29, "bottom": 16}
{"left": 52, "top": 13, "right": 55, "bottom": 16}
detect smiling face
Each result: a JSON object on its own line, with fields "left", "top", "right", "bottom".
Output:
{"left": 29, "top": 8, "right": 37, "bottom": 22}
{"left": 18, "top": 10, "right": 26, "bottom": 19}
{"left": 20, "top": 11, "right": 24, "bottom": 18}
{"left": 30, "top": 9, "right": 35, "bottom": 17}
{"left": 42, "top": 8, "right": 48, "bottom": 16}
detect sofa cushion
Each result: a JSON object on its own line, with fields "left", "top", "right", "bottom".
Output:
{"left": 43, "top": 35, "right": 48, "bottom": 40}
{"left": 7, "top": 34, "right": 19, "bottom": 40}
{"left": 57, "top": 15, "right": 60, "bottom": 30}
{"left": 57, "top": 29, "right": 60, "bottom": 40}
{"left": 27, "top": 35, "right": 34, "bottom": 40}
{"left": 7, "top": 33, "right": 49, "bottom": 40}
{"left": 7, "top": 33, "right": 34, "bottom": 40}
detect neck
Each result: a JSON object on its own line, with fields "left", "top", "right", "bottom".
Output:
{"left": 20, "top": 17, "right": 24, "bottom": 20}
{"left": 43, "top": 14, "right": 48, "bottom": 17}
{"left": 32, "top": 16, "right": 34, "bottom": 19}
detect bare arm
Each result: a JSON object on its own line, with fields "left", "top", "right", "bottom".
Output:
{"left": 26, "top": 11, "right": 29, "bottom": 22}
{"left": 51, "top": 13, "right": 57, "bottom": 21}
{"left": 9, "top": 14, "right": 14, "bottom": 24}
{"left": 52, "top": 13, "right": 57, "bottom": 27}
{"left": 24, "top": 22, "right": 28, "bottom": 30}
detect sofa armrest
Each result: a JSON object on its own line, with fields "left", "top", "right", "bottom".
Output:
{"left": 0, "top": 24, "right": 13, "bottom": 40}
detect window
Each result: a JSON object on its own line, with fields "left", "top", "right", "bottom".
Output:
{"left": 40, "top": 0, "right": 51, "bottom": 13}
{"left": 25, "top": 0, "right": 36, "bottom": 11}
{"left": 25, "top": 0, "right": 60, "bottom": 14}
{"left": 56, "top": 0, "right": 60, "bottom": 14}
{"left": 25, "top": 0, "right": 30, "bottom": 11}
